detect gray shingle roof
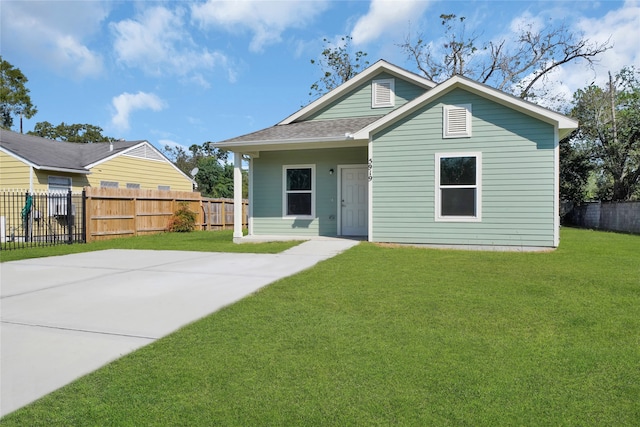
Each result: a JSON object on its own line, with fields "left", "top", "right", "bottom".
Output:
{"left": 218, "top": 116, "right": 384, "bottom": 144}
{"left": 0, "top": 129, "right": 143, "bottom": 172}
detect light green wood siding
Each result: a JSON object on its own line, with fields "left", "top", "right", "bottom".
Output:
{"left": 88, "top": 155, "right": 193, "bottom": 191}
{"left": 371, "top": 88, "right": 557, "bottom": 247}
{"left": 306, "top": 73, "right": 427, "bottom": 121}
{"left": 252, "top": 147, "right": 366, "bottom": 236}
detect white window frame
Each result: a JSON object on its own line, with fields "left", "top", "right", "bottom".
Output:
{"left": 126, "top": 183, "right": 141, "bottom": 189}
{"left": 158, "top": 185, "right": 170, "bottom": 191}
{"left": 282, "top": 164, "right": 315, "bottom": 219}
{"left": 372, "top": 78, "right": 395, "bottom": 108}
{"left": 443, "top": 104, "right": 472, "bottom": 138}
{"left": 434, "top": 152, "right": 482, "bottom": 222}
{"left": 47, "top": 176, "right": 72, "bottom": 217}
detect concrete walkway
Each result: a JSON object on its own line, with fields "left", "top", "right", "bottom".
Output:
{"left": 0, "top": 238, "right": 359, "bottom": 417}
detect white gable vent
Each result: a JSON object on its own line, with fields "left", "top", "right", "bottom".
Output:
{"left": 372, "top": 78, "right": 395, "bottom": 108}
{"left": 125, "top": 143, "right": 165, "bottom": 161}
{"left": 443, "top": 104, "right": 472, "bottom": 138}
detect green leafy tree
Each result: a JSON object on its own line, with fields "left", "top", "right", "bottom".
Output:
{"left": 0, "top": 56, "right": 37, "bottom": 132}
{"left": 162, "top": 142, "right": 247, "bottom": 198}
{"left": 569, "top": 67, "right": 640, "bottom": 201}
{"left": 28, "top": 121, "right": 116, "bottom": 143}
{"left": 559, "top": 131, "right": 593, "bottom": 203}
{"left": 400, "top": 14, "right": 611, "bottom": 100}
{"left": 309, "top": 36, "right": 369, "bottom": 99}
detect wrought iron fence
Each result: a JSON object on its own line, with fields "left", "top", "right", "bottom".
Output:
{"left": 1, "top": 189, "right": 86, "bottom": 251}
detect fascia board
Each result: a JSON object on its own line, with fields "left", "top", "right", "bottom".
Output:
{"left": 35, "top": 166, "right": 91, "bottom": 175}
{"left": 0, "top": 145, "right": 90, "bottom": 174}
{"left": 212, "top": 136, "right": 367, "bottom": 153}
{"left": 0, "top": 145, "right": 38, "bottom": 168}
{"left": 83, "top": 141, "right": 148, "bottom": 169}
{"left": 279, "top": 60, "right": 436, "bottom": 125}
{"left": 85, "top": 141, "right": 195, "bottom": 184}
{"left": 353, "top": 76, "right": 578, "bottom": 140}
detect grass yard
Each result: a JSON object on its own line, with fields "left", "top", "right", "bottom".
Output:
{"left": 1, "top": 228, "right": 639, "bottom": 425}
{"left": 0, "top": 230, "right": 300, "bottom": 262}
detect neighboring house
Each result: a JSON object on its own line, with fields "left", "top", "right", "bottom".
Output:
{"left": 213, "top": 60, "right": 578, "bottom": 249}
{"left": 0, "top": 130, "right": 194, "bottom": 193}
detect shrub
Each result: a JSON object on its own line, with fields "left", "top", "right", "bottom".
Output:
{"left": 167, "top": 202, "right": 197, "bottom": 232}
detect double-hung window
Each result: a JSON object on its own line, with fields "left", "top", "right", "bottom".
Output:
{"left": 283, "top": 165, "right": 315, "bottom": 218}
{"left": 435, "top": 153, "right": 482, "bottom": 222}
{"left": 48, "top": 176, "right": 72, "bottom": 217}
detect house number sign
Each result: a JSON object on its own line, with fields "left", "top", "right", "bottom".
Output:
{"left": 368, "top": 158, "right": 373, "bottom": 181}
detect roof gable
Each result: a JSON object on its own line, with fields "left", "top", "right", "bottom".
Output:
{"left": 280, "top": 59, "right": 436, "bottom": 125}
{"left": 353, "top": 75, "right": 578, "bottom": 140}
{"left": 0, "top": 130, "right": 195, "bottom": 184}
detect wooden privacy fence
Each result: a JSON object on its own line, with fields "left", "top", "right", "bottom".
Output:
{"left": 85, "top": 187, "right": 247, "bottom": 242}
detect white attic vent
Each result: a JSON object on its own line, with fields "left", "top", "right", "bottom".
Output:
{"left": 443, "top": 104, "right": 472, "bottom": 138}
{"left": 372, "top": 78, "right": 395, "bottom": 108}
{"left": 125, "top": 144, "right": 165, "bottom": 161}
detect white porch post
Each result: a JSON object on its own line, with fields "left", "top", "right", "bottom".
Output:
{"left": 233, "top": 151, "right": 243, "bottom": 240}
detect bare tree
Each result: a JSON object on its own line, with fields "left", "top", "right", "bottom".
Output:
{"left": 309, "top": 36, "right": 369, "bottom": 99}
{"left": 400, "top": 14, "right": 612, "bottom": 100}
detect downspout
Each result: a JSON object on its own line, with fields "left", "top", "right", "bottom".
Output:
{"left": 553, "top": 126, "right": 560, "bottom": 247}
{"left": 248, "top": 155, "right": 254, "bottom": 236}
{"left": 368, "top": 137, "right": 373, "bottom": 242}
{"left": 29, "top": 166, "right": 34, "bottom": 193}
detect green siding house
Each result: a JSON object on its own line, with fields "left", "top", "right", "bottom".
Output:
{"left": 214, "top": 60, "right": 577, "bottom": 250}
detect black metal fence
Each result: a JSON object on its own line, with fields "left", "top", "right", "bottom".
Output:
{"left": 1, "top": 190, "right": 86, "bottom": 251}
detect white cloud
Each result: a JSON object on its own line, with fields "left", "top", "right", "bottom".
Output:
{"left": 111, "top": 92, "right": 167, "bottom": 131}
{"left": 573, "top": 0, "right": 640, "bottom": 86}
{"left": 191, "top": 0, "right": 329, "bottom": 52}
{"left": 539, "top": 1, "right": 640, "bottom": 108}
{"left": 351, "top": 0, "right": 433, "bottom": 45}
{"left": 111, "top": 5, "right": 233, "bottom": 86}
{"left": 0, "top": 0, "right": 108, "bottom": 77}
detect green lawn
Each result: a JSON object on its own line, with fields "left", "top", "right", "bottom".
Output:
{"left": 1, "top": 228, "right": 639, "bottom": 425}
{"left": 0, "top": 230, "right": 300, "bottom": 262}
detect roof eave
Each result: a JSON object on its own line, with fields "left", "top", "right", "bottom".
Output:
{"left": 212, "top": 136, "right": 368, "bottom": 152}
{"left": 35, "top": 165, "right": 91, "bottom": 175}
{"left": 353, "top": 76, "right": 579, "bottom": 139}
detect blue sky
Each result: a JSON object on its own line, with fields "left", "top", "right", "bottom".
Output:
{"left": 1, "top": 0, "right": 638, "bottom": 154}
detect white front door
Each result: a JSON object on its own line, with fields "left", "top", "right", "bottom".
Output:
{"left": 340, "top": 166, "right": 368, "bottom": 236}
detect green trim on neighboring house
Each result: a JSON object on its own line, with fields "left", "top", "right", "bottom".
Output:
{"left": 371, "top": 88, "right": 557, "bottom": 247}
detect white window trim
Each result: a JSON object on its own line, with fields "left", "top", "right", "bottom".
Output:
{"left": 372, "top": 78, "right": 395, "bottom": 108}
{"left": 443, "top": 104, "right": 472, "bottom": 138}
{"left": 48, "top": 176, "right": 72, "bottom": 192}
{"left": 47, "top": 176, "right": 73, "bottom": 217}
{"left": 434, "top": 152, "right": 482, "bottom": 222}
{"left": 282, "top": 164, "right": 315, "bottom": 219}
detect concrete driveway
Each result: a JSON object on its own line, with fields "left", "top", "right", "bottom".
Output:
{"left": 0, "top": 238, "right": 359, "bottom": 417}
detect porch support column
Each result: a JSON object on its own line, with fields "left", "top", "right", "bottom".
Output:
{"left": 233, "top": 151, "right": 243, "bottom": 240}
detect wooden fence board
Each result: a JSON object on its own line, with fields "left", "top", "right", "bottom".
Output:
{"left": 84, "top": 188, "right": 247, "bottom": 242}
